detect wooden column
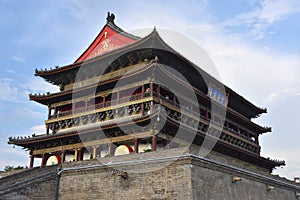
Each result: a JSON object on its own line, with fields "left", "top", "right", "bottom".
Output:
{"left": 141, "top": 103, "right": 145, "bottom": 115}
{"left": 156, "top": 84, "right": 160, "bottom": 98}
{"left": 246, "top": 132, "right": 250, "bottom": 141}
{"left": 47, "top": 106, "right": 52, "bottom": 120}
{"left": 134, "top": 139, "right": 139, "bottom": 153}
{"left": 205, "top": 108, "right": 209, "bottom": 120}
{"left": 92, "top": 146, "right": 97, "bottom": 159}
{"left": 54, "top": 107, "right": 58, "bottom": 118}
{"left": 257, "top": 146, "right": 261, "bottom": 154}
{"left": 116, "top": 91, "right": 120, "bottom": 104}
{"left": 46, "top": 106, "right": 51, "bottom": 135}
{"left": 142, "top": 85, "right": 145, "bottom": 97}
{"left": 102, "top": 96, "right": 106, "bottom": 108}
{"left": 46, "top": 124, "right": 50, "bottom": 135}
{"left": 52, "top": 123, "right": 55, "bottom": 134}
{"left": 150, "top": 83, "right": 154, "bottom": 113}
{"left": 150, "top": 101, "right": 154, "bottom": 113}
{"left": 52, "top": 107, "right": 58, "bottom": 135}
{"left": 62, "top": 151, "right": 66, "bottom": 163}
{"left": 74, "top": 149, "right": 78, "bottom": 161}
{"left": 151, "top": 135, "right": 157, "bottom": 151}
{"left": 79, "top": 149, "right": 84, "bottom": 161}
{"left": 173, "top": 95, "right": 176, "bottom": 106}
{"left": 29, "top": 155, "right": 34, "bottom": 168}
{"left": 255, "top": 135, "right": 259, "bottom": 145}
{"left": 41, "top": 153, "right": 47, "bottom": 167}
{"left": 141, "top": 85, "right": 145, "bottom": 115}
{"left": 84, "top": 101, "right": 88, "bottom": 112}
{"left": 224, "top": 121, "right": 229, "bottom": 128}
{"left": 150, "top": 82, "right": 153, "bottom": 97}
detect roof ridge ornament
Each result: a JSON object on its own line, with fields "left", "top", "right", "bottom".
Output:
{"left": 106, "top": 12, "right": 115, "bottom": 24}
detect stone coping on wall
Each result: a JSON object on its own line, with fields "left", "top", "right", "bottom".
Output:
{"left": 58, "top": 147, "right": 300, "bottom": 192}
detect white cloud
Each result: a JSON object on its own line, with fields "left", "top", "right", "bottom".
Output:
{"left": 106, "top": 2, "right": 300, "bottom": 107}
{"left": 21, "top": 78, "right": 59, "bottom": 94}
{"left": 0, "top": 77, "right": 58, "bottom": 104}
{"left": 0, "top": 107, "right": 44, "bottom": 124}
{"left": 0, "top": 148, "right": 28, "bottom": 170}
{"left": 266, "top": 93, "right": 280, "bottom": 103}
{"left": 29, "top": 124, "right": 46, "bottom": 135}
{"left": 259, "top": 0, "right": 300, "bottom": 22}
{"left": 214, "top": 47, "right": 300, "bottom": 104}
{"left": 223, "top": 0, "right": 300, "bottom": 40}
{"left": 0, "top": 78, "right": 20, "bottom": 102}
{"left": 0, "top": 148, "right": 27, "bottom": 158}
{"left": 6, "top": 69, "right": 16, "bottom": 74}
{"left": 11, "top": 55, "right": 25, "bottom": 63}
{"left": 11, "top": 107, "right": 44, "bottom": 120}
{"left": 264, "top": 147, "right": 300, "bottom": 180}
{"left": 273, "top": 161, "right": 300, "bottom": 180}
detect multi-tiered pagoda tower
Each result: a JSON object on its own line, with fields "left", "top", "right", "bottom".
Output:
{"left": 8, "top": 12, "right": 284, "bottom": 172}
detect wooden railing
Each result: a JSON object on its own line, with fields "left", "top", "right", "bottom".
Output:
{"left": 49, "top": 89, "right": 258, "bottom": 146}
{"left": 155, "top": 94, "right": 258, "bottom": 145}
{"left": 50, "top": 93, "right": 149, "bottom": 119}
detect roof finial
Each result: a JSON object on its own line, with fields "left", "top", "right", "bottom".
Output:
{"left": 106, "top": 12, "right": 115, "bottom": 24}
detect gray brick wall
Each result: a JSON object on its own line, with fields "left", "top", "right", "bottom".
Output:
{"left": 191, "top": 161, "right": 297, "bottom": 200}
{"left": 1, "top": 148, "right": 299, "bottom": 200}
{"left": 0, "top": 166, "right": 57, "bottom": 200}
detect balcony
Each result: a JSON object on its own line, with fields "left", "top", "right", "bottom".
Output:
{"left": 49, "top": 92, "right": 150, "bottom": 120}
{"left": 44, "top": 84, "right": 260, "bottom": 155}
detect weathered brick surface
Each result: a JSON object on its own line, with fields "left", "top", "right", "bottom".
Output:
{"left": 1, "top": 148, "right": 299, "bottom": 200}
{"left": 0, "top": 165, "right": 57, "bottom": 188}
{"left": 59, "top": 149, "right": 192, "bottom": 200}
{"left": 191, "top": 161, "right": 297, "bottom": 200}
{"left": 0, "top": 178, "right": 56, "bottom": 200}
{"left": 189, "top": 144, "right": 270, "bottom": 174}
{"left": 0, "top": 166, "right": 57, "bottom": 200}
{"left": 59, "top": 162, "right": 192, "bottom": 200}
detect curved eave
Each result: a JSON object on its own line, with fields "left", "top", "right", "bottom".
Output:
{"left": 29, "top": 60, "right": 157, "bottom": 106}
{"left": 29, "top": 92, "right": 71, "bottom": 106}
{"left": 128, "top": 29, "right": 268, "bottom": 120}
{"left": 8, "top": 111, "right": 159, "bottom": 148}
{"left": 36, "top": 28, "right": 157, "bottom": 77}
{"left": 154, "top": 63, "right": 270, "bottom": 135}
{"left": 35, "top": 28, "right": 267, "bottom": 119}
{"left": 225, "top": 86, "right": 267, "bottom": 119}
{"left": 225, "top": 106, "right": 271, "bottom": 134}
{"left": 31, "top": 48, "right": 271, "bottom": 135}
{"left": 160, "top": 111, "right": 284, "bottom": 171}
{"left": 35, "top": 21, "right": 141, "bottom": 82}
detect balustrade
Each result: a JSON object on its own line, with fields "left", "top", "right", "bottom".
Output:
{"left": 157, "top": 93, "right": 258, "bottom": 145}
{"left": 50, "top": 93, "right": 146, "bottom": 119}
{"left": 47, "top": 84, "right": 259, "bottom": 154}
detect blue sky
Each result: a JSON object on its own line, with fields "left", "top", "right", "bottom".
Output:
{"left": 0, "top": 0, "right": 299, "bottom": 180}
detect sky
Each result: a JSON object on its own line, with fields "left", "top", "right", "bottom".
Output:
{"left": 0, "top": 0, "right": 299, "bottom": 180}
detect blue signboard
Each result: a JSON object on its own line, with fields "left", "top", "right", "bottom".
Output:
{"left": 208, "top": 85, "right": 227, "bottom": 106}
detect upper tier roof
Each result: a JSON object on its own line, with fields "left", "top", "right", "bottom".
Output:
{"left": 75, "top": 12, "right": 140, "bottom": 63}
{"left": 35, "top": 12, "right": 140, "bottom": 77}
{"left": 33, "top": 13, "right": 267, "bottom": 120}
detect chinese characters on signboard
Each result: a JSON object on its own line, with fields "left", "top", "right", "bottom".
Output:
{"left": 207, "top": 85, "right": 227, "bottom": 106}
